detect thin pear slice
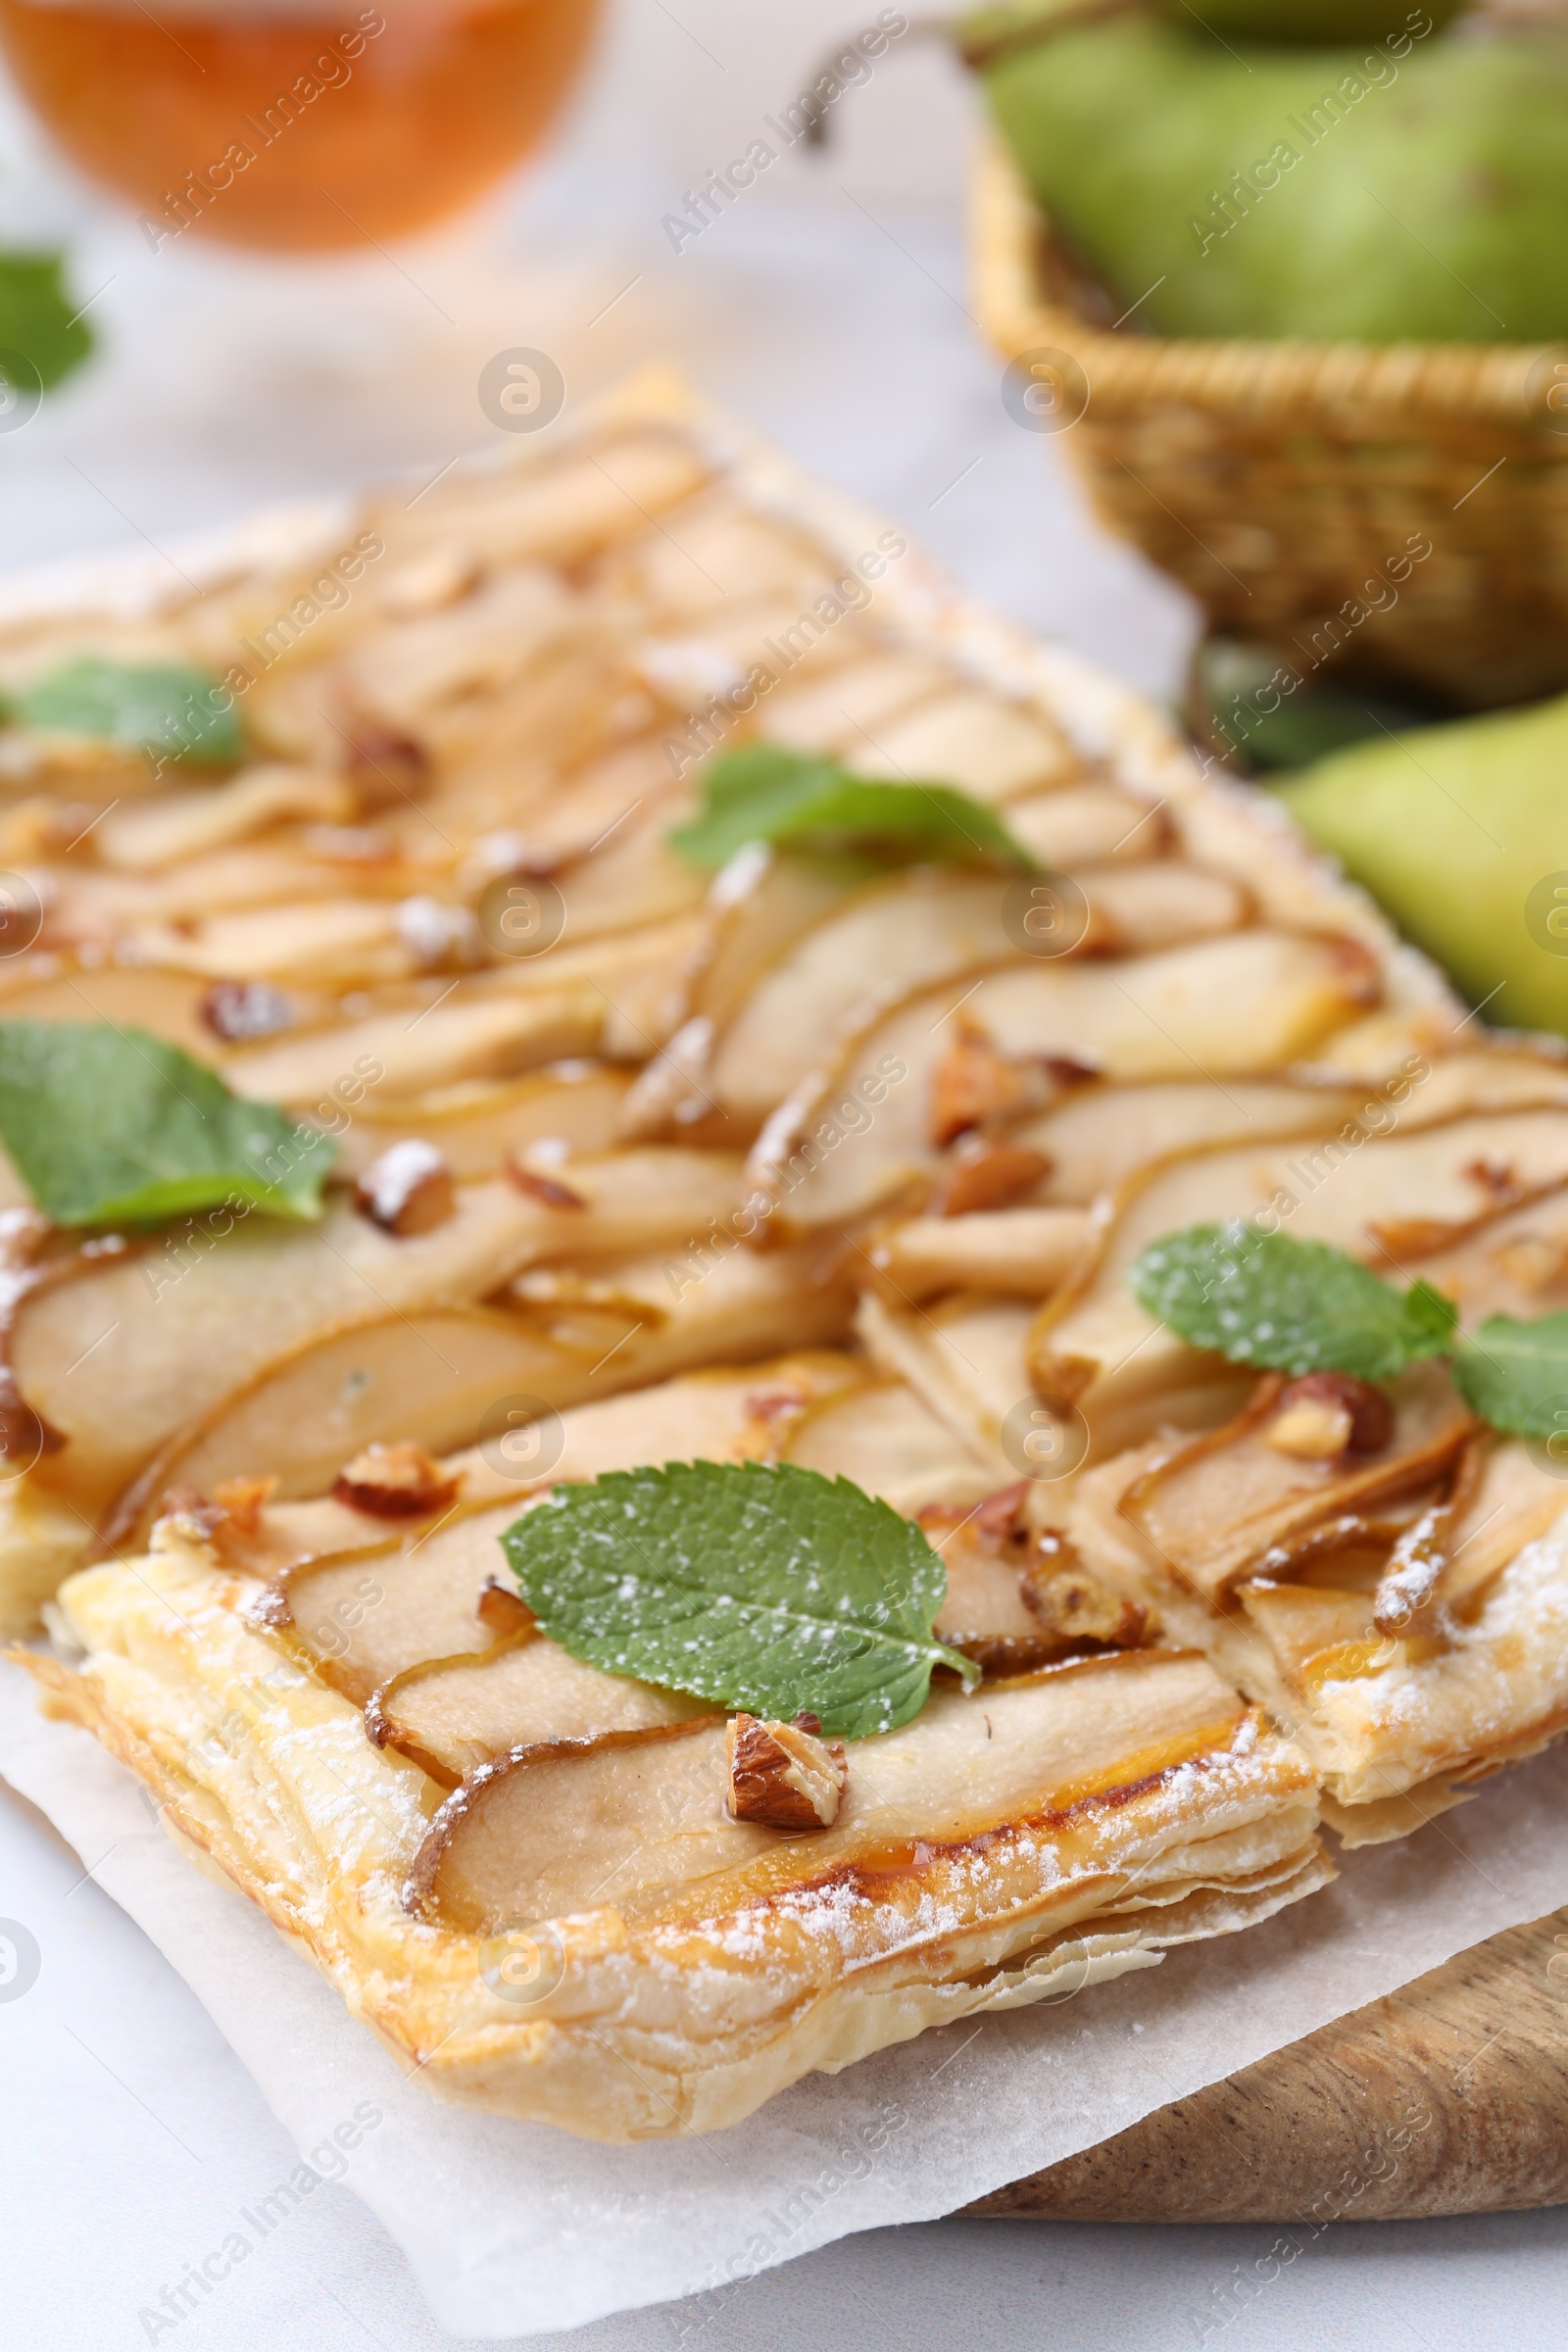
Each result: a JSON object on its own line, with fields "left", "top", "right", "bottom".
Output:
{"left": 17, "top": 1182, "right": 551, "bottom": 1521}
{"left": 256, "top": 1355, "right": 864, "bottom": 1691}
{"left": 507, "top": 1234, "right": 855, "bottom": 1377}
{"left": 1436, "top": 1441, "right": 1568, "bottom": 1618}
{"left": 1122, "top": 1361, "right": 1476, "bottom": 1602}
{"left": 96, "top": 765, "right": 352, "bottom": 870}
{"left": 0, "top": 965, "right": 224, "bottom": 1061}
{"left": 710, "top": 872, "right": 1029, "bottom": 1123}
{"left": 781, "top": 1378, "right": 993, "bottom": 1515}
{"left": 1022, "top": 1051, "right": 1568, "bottom": 1210}
{"left": 754, "top": 930, "right": 1376, "bottom": 1235}
{"left": 128, "top": 1309, "right": 585, "bottom": 1519}
{"left": 857, "top": 1294, "right": 1037, "bottom": 1482}
{"left": 615, "top": 853, "right": 879, "bottom": 1139}
{"left": 712, "top": 867, "right": 1254, "bottom": 1126}
{"left": 368, "top": 1637, "right": 708, "bottom": 1786}
{"left": 1004, "top": 783, "right": 1172, "bottom": 868}
{"left": 754, "top": 655, "right": 955, "bottom": 752}
{"left": 689, "top": 850, "right": 867, "bottom": 1032}
{"left": 224, "top": 993, "right": 606, "bottom": 1105}
{"left": 1031, "top": 1106, "right": 1568, "bottom": 1452}
{"left": 134, "top": 897, "right": 429, "bottom": 988}
{"left": 368, "top": 430, "right": 711, "bottom": 573}
{"left": 126, "top": 1238, "right": 854, "bottom": 1544}
{"left": 866, "top": 1207, "right": 1092, "bottom": 1300}
{"left": 260, "top": 1500, "right": 528, "bottom": 1702}
{"left": 510, "top": 1147, "right": 747, "bottom": 1262}
{"left": 1022, "top": 1080, "right": 1364, "bottom": 1206}
{"left": 1073, "top": 863, "right": 1250, "bottom": 955}
{"left": 549, "top": 815, "right": 709, "bottom": 945}
{"left": 406, "top": 1652, "right": 1252, "bottom": 1934}
{"left": 1237, "top": 1583, "right": 1382, "bottom": 1691}
{"left": 845, "top": 689, "right": 1074, "bottom": 804}
{"left": 332, "top": 1064, "right": 633, "bottom": 1181}
{"left": 597, "top": 489, "right": 837, "bottom": 617}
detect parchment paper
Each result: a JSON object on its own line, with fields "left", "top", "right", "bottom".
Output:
{"left": 3, "top": 1662, "right": 1566, "bottom": 2339}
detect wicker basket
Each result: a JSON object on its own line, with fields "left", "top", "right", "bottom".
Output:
{"left": 971, "top": 134, "right": 1568, "bottom": 709}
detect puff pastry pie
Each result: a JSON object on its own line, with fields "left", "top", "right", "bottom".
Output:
{"left": 8, "top": 374, "right": 1568, "bottom": 2136}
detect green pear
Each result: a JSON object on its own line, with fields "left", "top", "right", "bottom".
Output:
{"left": 1275, "top": 693, "right": 1568, "bottom": 1038}
{"left": 982, "top": 14, "right": 1568, "bottom": 340}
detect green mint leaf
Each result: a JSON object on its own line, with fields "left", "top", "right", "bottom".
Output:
{"left": 0, "top": 252, "right": 93, "bottom": 396}
{"left": 668, "top": 745, "right": 1031, "bottom": 871}
{"left": 0, "top": 1022, "right": 334, "bottom": 1227}
{"left": 501, "top": 1457, "right": 979, "bottom": 1740}
{"left": 1129, "top": 1222, "right": 1455, "bottom": 1384}
{"left": 1402, "top": 1278, "right": 1461, "bottom": 1360}
{"left": 8, "top": 659, "right": 243, "bottom": 768}
{"left": 1453, "top": 1314, "right": 1568, "bottom": 1441}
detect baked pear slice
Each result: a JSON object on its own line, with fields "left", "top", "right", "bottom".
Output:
{"left": 1030, "top": 1107, "right": 1568, "bottom": 1457}
{"left": 404, "top": 1650, "right": 1316, "bottom": 1939}
{"left": 251, "top": 1353, "right": 865, "bottom": 1700}
{"left": 751, "top": 929, "right": 1380, "bottom": 1236}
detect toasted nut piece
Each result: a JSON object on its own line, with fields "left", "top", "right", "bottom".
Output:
{"left": 476, "top": 1575, "right": 535, "bottom": 1639}
{"left": 726, "top": 1712, "right": 847, "bottom": 1831}
{"left": 340, "top": 718, "right": 428, "bottom": 802}
{"left": 929, "top": 1021, "right": 1055, "bottom": 1147}
{"left": 332, "top": 1441, "right": 461, "bottom": 1519}
{"left": 355, "top": 1139, "right": 456, "bottom": 1237}
{"left": 154, "top": 1486, "right": 227, "bottom": 1547}
{"left": 154, "top": 1474, "right": 279, "bottom": 1560}
{"left": 1022, "top": 1532, "right": 1147, "bottom": 1648}
{"left": 1265, "top": 1372, "right": 1394, "bottom": 1462}
{"left": 212, "top": 1473, "right": 278, "bottom": 1538}
{"left": 200, "top": 978, "right": 296, "bottom": 1043}
{"left": 936, "top": 1141, "right": 1053, "bottom": 1218}
{"left": 397, "top": 895, "right": 483, "bottom": 971}
{"left": 505, "top": 1155, "right": 587, "bottom": 1210}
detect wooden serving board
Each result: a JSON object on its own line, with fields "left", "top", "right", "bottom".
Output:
{"left": 971, "top": 1905, "right": 1568, "bottom": 2223}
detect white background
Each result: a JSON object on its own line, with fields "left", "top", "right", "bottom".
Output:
{"left": 0, "top": 3, "right": 1565, "bottom": 2345}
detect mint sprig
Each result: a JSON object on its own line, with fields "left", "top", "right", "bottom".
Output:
{"left": 1130, "top": 1224, "right": 1457, "bottom": 1384}
{"left": 500, "top": 1458, "right": 979, "bottom": 1740}
{"left": 1452, "top": 1313, "right": 1568, "bottom": 1441}
{"left": 1129, "top": 1221, "right": 1568, "bottom": 1444}
{"left": 7, "top": 659, "right": 243, "bottom": 768}
{"left": 668, "top": 745, "right": 1031, "bottom": 871}
{"left": 0, "top": 1022, "right": 333, "bottom": 1227}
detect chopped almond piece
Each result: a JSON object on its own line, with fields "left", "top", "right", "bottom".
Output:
{"left": 341, "top": 718, "right": 428, "bottom": 802}
{"left": 212, "top": 1474, "right": 278, "bottom": 1537}
{"left": 332, "top": 1442, "right": 461, "bottom": 1519}
{"left": 355, "top": 1140, "right": 456, "bottom": 1237}
{"left": 506, "top": 1156, "right": 587, "bottom": 1210}
{"left": 153, "top": 1486, "right": 227, "bottom": 1546}
{"left": 929, "top": 1020, "right": 1055, "bottom": 1147}
{"left": 1264, "top": 1373, "right": 1394, "bottom": 1463}
{"left": 1022, "top": 1531, "right": 1146, "bottom": 1648}
{"left": 935, "top": 1140, "right": 1053, "bottom": 1218}
{"left": 200, "top": 979, "right": 295, "bottom": 1044}
{"left": 476, "top": 1576, "right": 534, "bottom": 1639}
{"left": 725, "top": 1712, "right": 847, "bottom": 1831}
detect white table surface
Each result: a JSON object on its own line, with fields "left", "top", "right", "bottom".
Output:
{"left": 2, "top": 4, "right": 1565, "bottom": 2344}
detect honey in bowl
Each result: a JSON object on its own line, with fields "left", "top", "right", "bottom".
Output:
{"left": 0, "top": 0, "right": 603, "bottom": 250}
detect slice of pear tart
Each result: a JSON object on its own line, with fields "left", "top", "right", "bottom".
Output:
{"left": 8, "top": 372, "right": 1568, "bottom": 2136}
